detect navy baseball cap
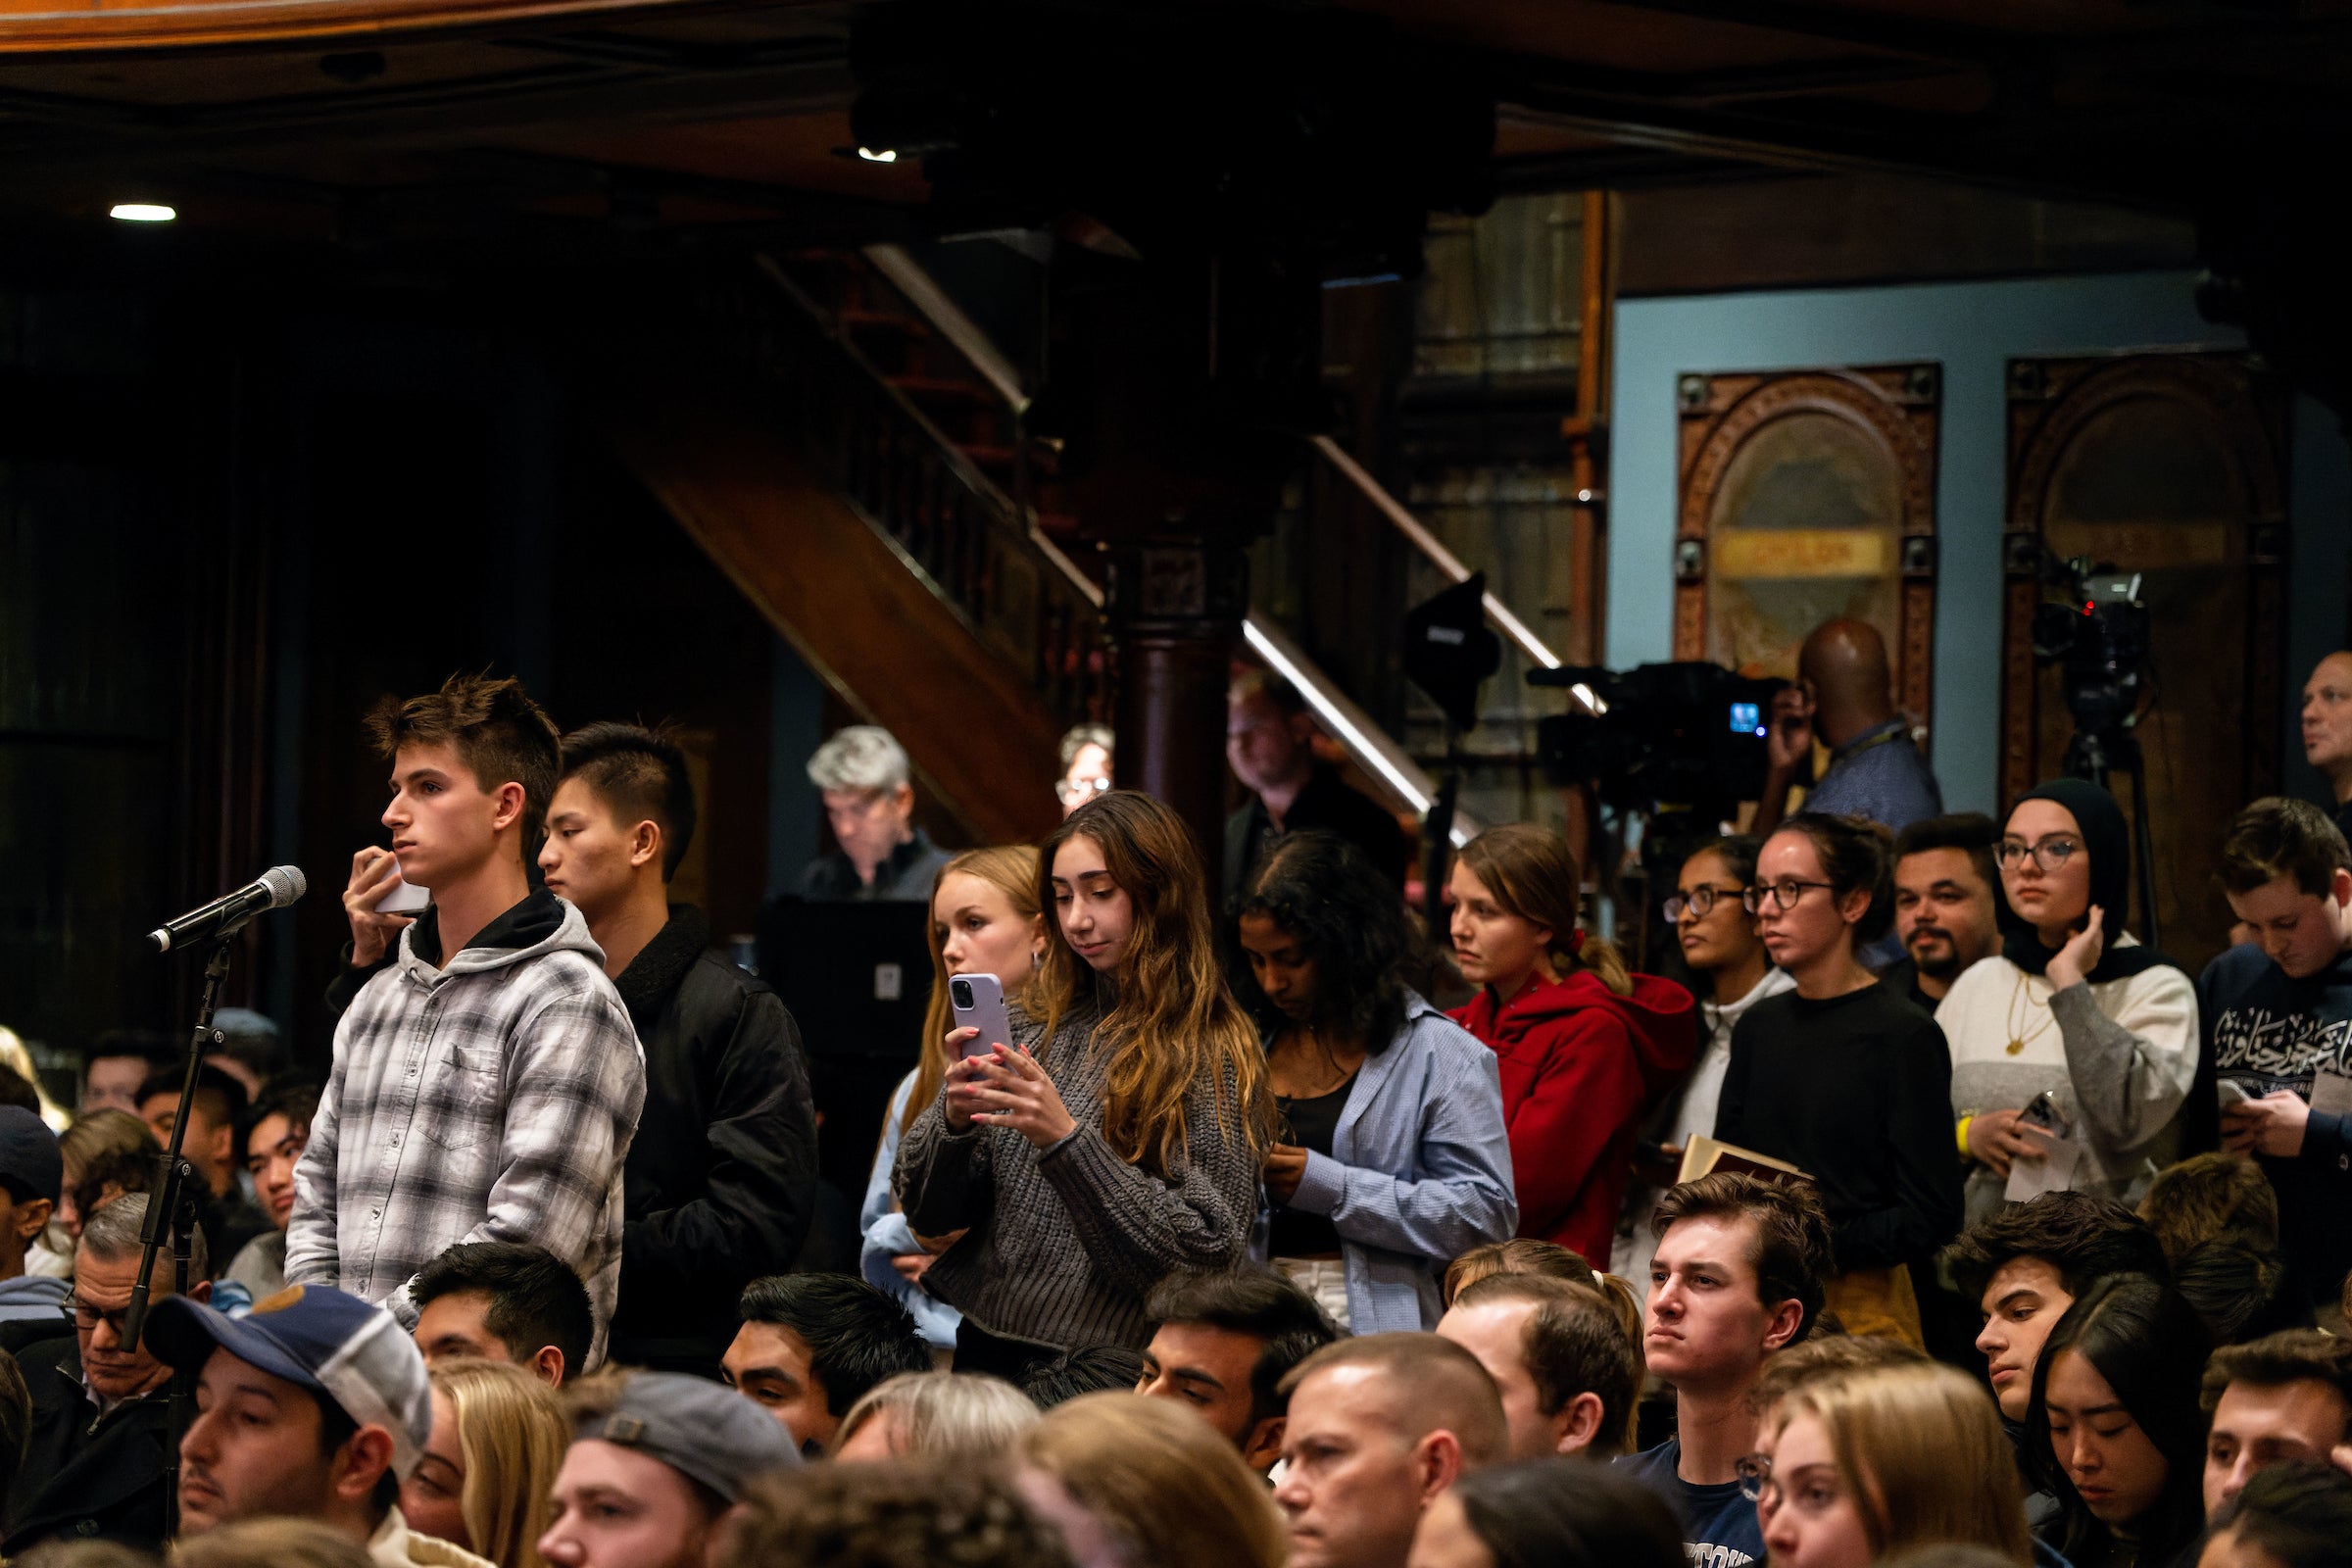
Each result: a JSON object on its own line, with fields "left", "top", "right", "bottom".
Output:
{"left": 0, "top": 1107, "right": 61, "bottom": 1206}
{"left": 574, "top": 1371, "right": 800, "bottom": 1500}
{"left": 146, "top": 1285, "right": 432, "bottom": 1479}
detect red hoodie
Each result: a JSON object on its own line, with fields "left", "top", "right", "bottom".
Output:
{"left": 1450, "top": 969, "right": 1697, "bottom": 1262}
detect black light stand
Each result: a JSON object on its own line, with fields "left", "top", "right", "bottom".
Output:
{"left": 123, "top": 928, "right": 237, "bottom": 1543}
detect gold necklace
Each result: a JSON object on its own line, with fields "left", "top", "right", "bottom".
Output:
{"left": 2003, "top": 968, "right": 2053, "bottom": 1056}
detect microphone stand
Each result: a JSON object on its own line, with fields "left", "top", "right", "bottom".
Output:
{"left": 124, "top": 925, "right": 239, "bottom": 1544}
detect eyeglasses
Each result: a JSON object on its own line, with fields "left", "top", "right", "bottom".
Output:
{"left": 1054, "top": 775, "right": 1111, "bottom": 807}
{"left": 1995, "top": 836, "right": 2081, "bottom": 873}
{"left": 1742, "top": 880, "right": 1838, "bottom": 913}
{"left": 64, "top": 1295, "right": 131, "bottom": 1338}
{"left": 1664, "top": 885, "right": 1743, "bottom": 922}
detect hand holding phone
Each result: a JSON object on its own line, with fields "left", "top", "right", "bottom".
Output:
{"left": 949, "top": 973, "right": 1014, "bottom": 1061}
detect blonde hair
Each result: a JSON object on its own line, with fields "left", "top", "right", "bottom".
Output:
{"left": 431, "top": 1359, "right": 568, "bottom": 1568}
{"left": 0, "top": 1027, "right": 67, "bottom": 1131}
{"left": 1772, "top": 1363, "right": 2032, "bottom": 1565}
{"left": 1454, "top": 825, "right": 1632, "bottom": 996}
{"left": 1034, "top": 794, "right": 1278, "bottom": 1168}
{"left": 909, "top": 848, "right": 1044, "bottom": 1126}
{"left": 833, "top": 1370, "right": 1039, "bottom": 1461}
{"left": 1016, "top": 1392, "right": 1287, "bottom": 1568}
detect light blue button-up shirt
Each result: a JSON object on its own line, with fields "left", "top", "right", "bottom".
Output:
{"left": 1257, "top": 991, "right": 1518, "bottom": 1333}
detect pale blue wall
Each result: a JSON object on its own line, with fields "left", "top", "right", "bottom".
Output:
{"left": 1606, "top": 272, "right": 2347, "bottom": 815}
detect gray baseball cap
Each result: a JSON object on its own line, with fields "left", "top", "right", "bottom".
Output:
{"left": 574, "top": 1372, "right": 800, "bottom": 1499}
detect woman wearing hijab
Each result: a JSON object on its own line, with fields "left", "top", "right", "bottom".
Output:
{"left": 1936, "top": 779, "right": 2200, "bottom": 1222}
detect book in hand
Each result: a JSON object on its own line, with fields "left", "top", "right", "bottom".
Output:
{"left": 1677, "top": 1135, "right": 1811, "bottom": 1187}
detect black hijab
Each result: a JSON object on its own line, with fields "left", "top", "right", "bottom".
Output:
{"left": 2000, "top": 776, "right": 2176, "bottom": 983}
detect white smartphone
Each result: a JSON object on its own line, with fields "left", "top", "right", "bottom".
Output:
{"left": 376, "top": 858, "right": 430, "bottom": 915}
{"left": 949, "top": 973, "right": 1014, "bottom": 1061}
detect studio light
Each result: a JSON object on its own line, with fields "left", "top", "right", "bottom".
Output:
{"left": 855, "top": 147, "right": 898, "bottom": 163}
{"left": 109, "top": 203, "right": 176, "bottom": 222}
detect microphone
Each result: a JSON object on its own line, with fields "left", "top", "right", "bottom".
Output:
{"left": 148, "top": 866, "right": 307, "bottom": 954}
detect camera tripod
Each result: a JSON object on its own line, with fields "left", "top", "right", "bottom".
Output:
{"left": 2060, "top": 720, "right": 2162, "bottom": 953}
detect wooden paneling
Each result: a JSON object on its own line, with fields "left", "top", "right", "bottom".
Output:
{"left": 1674, "top": 363, "right": 1940, "bottom": 730}
{"left": 1999, "top": 351, "right": 2290, "bottom": 971}
{"left": 596, "top": 370, "right": 1065, "bottom": 849}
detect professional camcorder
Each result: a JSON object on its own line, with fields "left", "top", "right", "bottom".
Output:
{"left": 1531, "top": 661, "right": 1790, "bottom": 818}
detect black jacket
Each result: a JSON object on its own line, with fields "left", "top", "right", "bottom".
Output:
{"left": 611, "top": 906, "right": 818, "bottom": 1375}
{"left": 5, "top": 1336, "right": 172, "bottom": 1556}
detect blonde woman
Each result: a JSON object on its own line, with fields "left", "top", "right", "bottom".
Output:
{"left": 896, "top": 793, "right": 1276, "bottom": 1377}
{"left": 860, "top": 847, "right": 1048, "bottom": 1349}
{"left": 399, "top": 1359, "right": 568, "bottom": 1568}
{"left": 830, "top": 1369, "right": 1038, "bottom": 1461}
{"left": 1750, "top": 1361, "right": 2033, "bottom": 1568}
{"left": 1015, "top": 1392, "right": 1287, "bottom": 1568}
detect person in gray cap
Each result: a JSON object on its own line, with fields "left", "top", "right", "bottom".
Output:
{"left": 144, "top": 1283, "right": 492, "bottom": 1568}
{"left": 0, "top": 1104, "right": 67, "bottom": 1341}
{"left": 539, "top": 1369, "right": 799, "bottom": 1568}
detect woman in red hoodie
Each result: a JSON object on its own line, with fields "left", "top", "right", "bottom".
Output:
{"left": 1446, "top": 825, "right": 1697, "bottom": 1263}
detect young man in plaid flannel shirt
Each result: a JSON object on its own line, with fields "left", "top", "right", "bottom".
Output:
{"left": 287, "top": 673, "right": 645, "bottom": 1361}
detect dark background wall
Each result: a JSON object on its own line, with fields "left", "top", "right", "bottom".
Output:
{"left": 0, "top": 266, "right": 824, "bottom": 1079}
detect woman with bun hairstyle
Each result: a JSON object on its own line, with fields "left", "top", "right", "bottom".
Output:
{"left": 1446, "top": 824, "right": 1696, "bottom": 1262}
{"left": 895, "top": 792, "right": 1276, "bottom": 1378}
{"left": 859, "top": 846, "right": 1047, "bottom": 1348}
{"left": 1714, "top": 811, "right": 1964, "bottom": 1345}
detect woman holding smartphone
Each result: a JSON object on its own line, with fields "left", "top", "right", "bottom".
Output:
{"left": 1713, "top": 811, "right": 1963, "bottom": 1345}
{"left": 1935, "top": 778, "right": 2198, "bottom": 1221}
{"left": 858, "top": 847, "right": 1046, "bottom": 1350}
{"left": 1234, "top": 831, "right": 1515, "bottom": 1332}
{"left": 894, "top": 791, "right": 1276, "bottom": 1378}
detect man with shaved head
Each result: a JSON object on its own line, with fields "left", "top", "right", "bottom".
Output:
{"left": 1753, "top": 617, "right": 1941, "bottom": 838}
{"left": 2301, "top": 651, "right": 2352, "bottom": 841}
{"left": 1274, "top": 1333, "right": 1506, "bottom": 1568}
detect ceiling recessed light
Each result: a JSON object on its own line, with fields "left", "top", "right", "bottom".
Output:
{"left": 109, "top": 203, "right": 175, "bottom": 222}
{"left": 855, "top": 147, "right": 898, "bottom": 163}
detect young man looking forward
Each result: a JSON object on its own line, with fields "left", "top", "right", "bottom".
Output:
{"left": 287, "top": 673, "right": 644, "bottom": 1357}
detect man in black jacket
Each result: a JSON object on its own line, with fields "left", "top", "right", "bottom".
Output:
{"left": 6, "top": 1194, "right": 210, "bottom": 1556}
{"left": 539, "top": 722, "right": 818, "bottom": 1377}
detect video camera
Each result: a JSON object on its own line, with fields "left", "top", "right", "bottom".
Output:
{"left": 2031, "top": 554, "right": 2149, "bottom": 744}
{"left": 1531, "top": 662, "right": 1790, "bottom": 819}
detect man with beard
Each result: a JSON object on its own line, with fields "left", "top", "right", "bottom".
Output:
{"left": 1880, "top": 813, "right": 2004, "bottom": 1015}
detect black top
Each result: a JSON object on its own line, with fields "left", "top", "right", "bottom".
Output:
{"left": 1223, "top": 765, "right": 1408, "bottom": 899}
{"left": 2202, "top": 939, "right": 2352, "bottom": 1308}
{"left": 5, "top": 1336, "right": 172, "bottom": 1557}
{"left": 610, "top": 905, "right": 820, "bottom": 1376}
{"left": 1714, "top": 981, "right": 1964, "bottom": 1270}
{"left": 1874, "top": 954, "right": 1941, "bottom": 1018}
{"left": 1270, "top": 1072, "right": 1357, "bottom": 1259}
{"left": 801, "top": 827, "right": 955, "bottom": 903}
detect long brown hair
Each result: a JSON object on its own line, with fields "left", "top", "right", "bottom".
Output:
{"left": 1017, "top": 1392, "right": 1288, "bottom": 1568}
{"left": 911, "top": 847, "right": 1045, "bottom": 1121}
{"left": 1034, "top": 792, "right": 1277, "bottom": 1169}
{"left": 1455, "top": 824, "right": 1633, "bottom": 996}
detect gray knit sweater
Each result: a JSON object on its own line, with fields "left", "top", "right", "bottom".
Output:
{"left": 892, "top": 994, "right": 1258, "bottom": 1350}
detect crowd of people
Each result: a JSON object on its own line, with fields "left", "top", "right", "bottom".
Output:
{"left": 2, "top": 625, "right": 2352, "bottom": 1568}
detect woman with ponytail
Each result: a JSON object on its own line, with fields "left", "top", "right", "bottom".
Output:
{"left": 1446, "top": 824, "right": 1696, "bottom": 1262}
{"left": 894, "top": 792, "right": 1276, "bottom": 1379}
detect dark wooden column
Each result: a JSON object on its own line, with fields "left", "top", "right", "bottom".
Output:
{"left": 1106, "top": 545, "right": 1250, "bottom": 869}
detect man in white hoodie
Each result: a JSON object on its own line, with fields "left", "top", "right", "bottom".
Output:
{"left": 287, "top": 674, "right": 644, "bottom": 1355}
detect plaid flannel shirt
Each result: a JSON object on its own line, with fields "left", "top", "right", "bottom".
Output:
{"left": 286, "top": 895, "right": 645, "bottom": 1359}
